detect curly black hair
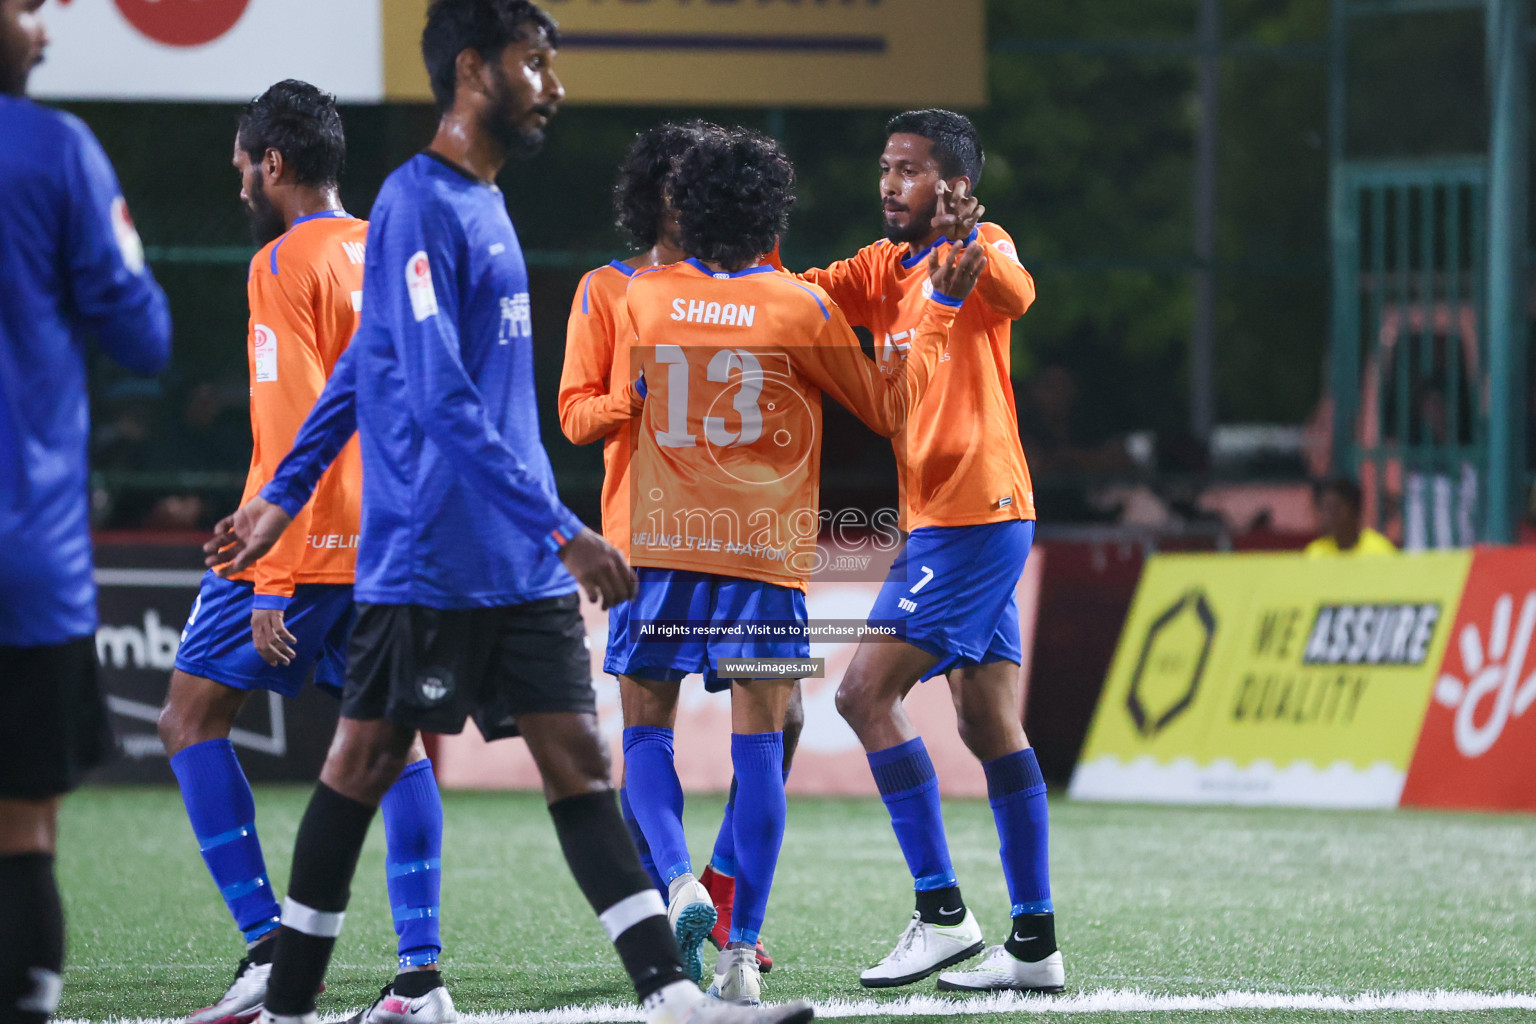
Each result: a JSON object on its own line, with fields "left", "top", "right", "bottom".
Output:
{"left": 671, "top": 128, "right": 795, "bottom": 272}
{"left": 886, "top": 108, "right": 984, "bottom": 186}
{"left": 612, "top": 121, "right": 722, "bottom": 251}
{"left": 237, "top": 80, "right": 345, "bottom": 187}
{"left": 422, "top": 0, "right": 560, "bottom": 113}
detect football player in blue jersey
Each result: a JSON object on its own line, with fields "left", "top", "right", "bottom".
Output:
{"left": 205, "top": 4, "right": 814, "bottom": 1024}
{"left": 0, "top": 2, "right": 173, "bottom": 1020}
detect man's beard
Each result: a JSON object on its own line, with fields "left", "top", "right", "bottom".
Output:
{"left": 483, "top": 72, "right": 553, "bottom": 159}
{"left": 883, "top": 197, "right": 938, "bottom": 245}
{"left": 245, "top": 172, "right": 286, "bottom": 247}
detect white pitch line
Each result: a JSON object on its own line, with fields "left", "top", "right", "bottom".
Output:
{"left": 55, "top": 988, "right": 1536, "bottom": 1023}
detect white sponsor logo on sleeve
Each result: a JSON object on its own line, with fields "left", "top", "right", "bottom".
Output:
{"left": 110, "top": 196, "right": 146, "bottom": 275}
{"left": 994, "top": 238, "right": 1022, "bottom": 263}
{"left": 406, "top": 250, "right": 439, "bottom": 321}
{"left": 351, "top": 290, "right": 363, "bottom": 312}
{"left": 253, "top": 324, "right": 278, "bottom": 382}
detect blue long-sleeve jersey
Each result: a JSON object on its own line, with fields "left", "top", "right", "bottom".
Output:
{"left": 263, "top": 152, "right": 583, "bottom": 608}
{"left": 0, "top": 98, "right": 172, "bottom": 646}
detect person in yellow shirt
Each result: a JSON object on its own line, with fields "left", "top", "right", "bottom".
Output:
{"left": 1305, "top": 477, "right": 1397, "bottom": 556}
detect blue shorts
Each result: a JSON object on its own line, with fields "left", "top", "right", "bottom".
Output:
{"left": 869, "top": 519, "right": 1034, "bottom": 681}
{"left": 174, "top": 572, "right": 354, "bottom": 698}
{"left": 603, "top": 569, "right": 809, "bottom": 693}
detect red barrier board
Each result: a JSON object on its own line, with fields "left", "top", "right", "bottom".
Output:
{"left": 1402, "top": 548, "right": 1536, "bottom": 812}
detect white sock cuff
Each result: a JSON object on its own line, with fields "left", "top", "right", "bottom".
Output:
{"left": 281, "top": 896, "right": 346, "bottom": 938}
{"left": 598, "top": 889, "right": 666, "bottom": 941}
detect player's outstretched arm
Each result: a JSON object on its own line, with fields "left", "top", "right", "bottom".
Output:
{"left": 204, "top": 495, "right": 294, "bottom": 576}
{"left": 557, "top": 527, "right": 638, "bottom": 610}
{"left": 800, "top": 242, "right": 985, "bottom": 436}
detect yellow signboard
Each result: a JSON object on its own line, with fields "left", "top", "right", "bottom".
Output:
{"left": 1070, "top": 551, "right": 1472, "bottom": 808}
{"left": 382, "top": 0, "right": 986, "bottom": 106}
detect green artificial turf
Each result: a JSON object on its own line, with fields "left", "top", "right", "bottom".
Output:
{"left": 52, "top": 787, "right": 1536, "bottom": 1022}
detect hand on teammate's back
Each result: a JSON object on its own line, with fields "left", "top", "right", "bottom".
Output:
{"left": 251, "top": 608, "right": 297, "bottom": 667}
{"left": 928, "top": 241, "right": 988, "bottom": 304}
{"left": 204, "top": 494, "right": 294, "bottom": 576}
{"left": 934, "top": 179, "right": 984, "bottom": 241}
{"left": 559, "top": 527, "right": 638, "bottom": 609}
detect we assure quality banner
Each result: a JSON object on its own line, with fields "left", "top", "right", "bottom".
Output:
{"left": 1070, "top": 551, "right": 1472, "bottom": 809}
{"left": 32, "top": 0, "right": 984, "bottom": 107}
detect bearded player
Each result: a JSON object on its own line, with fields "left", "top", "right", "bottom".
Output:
{"left": 202, "top": 4, "right": 813, "bottom": 1024}
{"left": 558, "top": 121, "right": 803, "bottom": 973}
{"left": 790, "top": 110, "right": 1065, "bottom": 993}
{"left": 610, "top": 128, "right": 983, "bottom": 1002}
{"left": 158, "top": 81, "right": 452, "bottom": 1024}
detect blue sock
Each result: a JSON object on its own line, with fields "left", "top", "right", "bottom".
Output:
{"left": 867, "top": 738, "right": 957, "bottom": 893}
{"left": 380, "top": 758, "right": 443, "bottom": 968}
{"left": 729, "top": 733, "right": 785, "bottom": 946}
{"left": 169, "top": 739, "right": 280, "bottom": 943}
{"left": 620, "top": 786, "right": 668, "bottom": 899}
{"left": 621, "top": 726, "right": 691, "bottom": 884}
{"left": 710, "top": 778, "right": 738, "bottom": 877}
{"left": 984, "top": 748, "right": 1053, "bottom": 915}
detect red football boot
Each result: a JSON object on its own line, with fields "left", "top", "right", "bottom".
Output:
{"left": 700, "top": 864, "right": 775, "bottom": 972}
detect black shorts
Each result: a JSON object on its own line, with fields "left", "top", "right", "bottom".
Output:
{"left": 340, "top": 594, "right": 595, "bottom": 740}
{"left": 0, "top": 637, "right": 115, "bottom": 799}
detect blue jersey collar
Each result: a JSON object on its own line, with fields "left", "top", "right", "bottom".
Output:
{"left": 609, "top": 260, "right": 638, "bottom": 277}
{"left": 684, "top": 257, "right": 775, "bottom": 279}
{"left": 899, "top": 227, "right": 980, "bottom": 270}
{"left": 291, "top": 209, "right": 352, "bottom": 227}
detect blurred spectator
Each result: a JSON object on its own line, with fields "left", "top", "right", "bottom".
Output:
{"left": 1305, "top": 477, "right": 1396, "bottom": 556}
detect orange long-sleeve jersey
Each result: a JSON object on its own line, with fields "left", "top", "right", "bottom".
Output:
{"left": 617, "top": 258, "right": 959, "bottom": 589}
{"left": 558, "top": 261, "right": 647, "bottom": 556}
{"left": 799, "top": 222, "right": 1037, "bottom": 530}
{"left": 229, "top": 211, "right": 366, "bottom": 599}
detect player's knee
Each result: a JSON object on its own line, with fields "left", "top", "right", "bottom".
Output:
{"left": 956, "top": 703, "right": 1023, "bottom": 761}
{"left": 835, "top": 675, "right": 878, "bottom": 727}
{"left": 322, "top": 725, "right": 415, "bottom": 803}
{"left": 156, "top": 700, "right": 202, "bottom": 758}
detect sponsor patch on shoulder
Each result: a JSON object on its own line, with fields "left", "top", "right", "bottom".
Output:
{"left": 406, "top": 250, "right": 438, "bottom": 321}
{"left": 994, "top": 238, "right": 1022, "bottom": 263}
{"left": 253, "top": 324, "right": 278, "bottom": 383}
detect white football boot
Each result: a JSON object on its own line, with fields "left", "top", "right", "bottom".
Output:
{"left": 706, "top": 946, "right": 762, "bottom": 1006}
{"left": 645, "top": 980, "right": 812, "bottom": 1024}
{"left": 187, "top": 958, "right": 272, "bottom": 1024}
{"left": 936, "top": 945, "right": 1065, "bottom": 993}
{"left": 668, "top": 874, "right": 719, "bottom": 984}
{"left": 345, "top": 982, "right": 459, "bottom": 1024}
{"left": 858, "top": 910, "right": 985, "bottom": 988}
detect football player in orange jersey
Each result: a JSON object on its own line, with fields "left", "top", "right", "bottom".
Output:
{"left": 559, "top": 122, "right": 804, "bottom": 974}
{"left": 154, "top": 82, "right": 452, "bottom": 1024}
{"left": 609, "top": 128, "right": 984, "bottom": 1003}
{"left": 791, "top": 110, "right": 1066, "bottom": 993}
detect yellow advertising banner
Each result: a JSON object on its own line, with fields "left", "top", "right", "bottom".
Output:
{"left": 382, "top": 0, "right": 986, "bottom": 106}
{"left": 1070, "top": 551, "right": 1472, "bottom": 808}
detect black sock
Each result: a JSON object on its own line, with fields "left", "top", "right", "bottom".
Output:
{"left": 1004, "top": 911, "right": 1057, "bottom": 962}
{"left": 548, "top": 790, "right": 687, "bottom": 1000}
{"left": 392, "top": 969, "right": 443, "bottom": 998}
{"left": 246, "top": 931, "right": 277, "bottom": 966}
{"left": 266, "top": 783, "right": 378, "bottom": 1016}
{"left": 915, "top": 885, "right": 967, "bottom": 926}
{"left": 0, "top": 853, "right": 64, "bottom": 1024}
